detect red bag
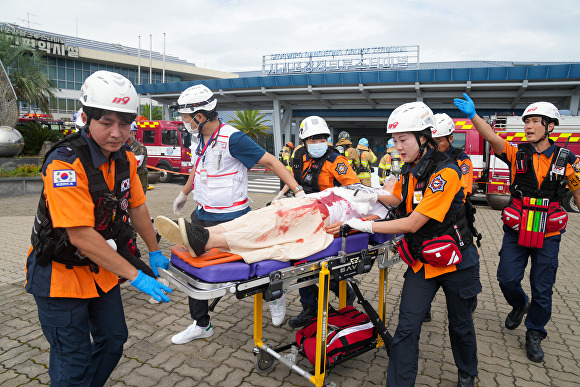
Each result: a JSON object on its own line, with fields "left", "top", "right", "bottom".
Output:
{"left": 502, "top": 203, "right": 522, "bottom": 231}
{"left": 546, "top": 204, "right": 568, "bottom": 232}
{"left": 296, "top": 306, "right": 376, "bottom": 366}
{"left": 396, "top": 238, "right": 416, "bottom": 266}
{"left": 421, "top": 235, "right": 462, "bottom": 267}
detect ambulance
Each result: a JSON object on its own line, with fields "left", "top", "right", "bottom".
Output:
{"left": 454, "top": 116, "right": 580, "bottom": 212}
{"left": 135, "top": 120, "right": 193, "bottom": 183}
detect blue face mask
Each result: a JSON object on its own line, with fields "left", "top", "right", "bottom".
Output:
{"left": 307, "top": 142, "right": 328, "bottom": 158}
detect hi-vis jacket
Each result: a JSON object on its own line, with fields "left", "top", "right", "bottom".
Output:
{"left": 192, "top": 124, "right": 250, "bottom": 213}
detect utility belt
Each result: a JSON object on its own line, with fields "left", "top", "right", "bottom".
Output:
{"left": 396, "top": 235, "right": 463, "bottom": 268}
{"left": 502, "top": 197, "right": 568, "bottom": 248}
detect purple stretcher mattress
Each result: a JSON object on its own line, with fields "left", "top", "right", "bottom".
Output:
{"left": 170, "top": 232, "right": 376, "bottom": 283}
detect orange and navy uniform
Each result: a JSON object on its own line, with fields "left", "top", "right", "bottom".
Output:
{"left": 392, "top": 150, "right": 471, "bottom": 278}
{"left": 25, "top": 135, "right": 145, "bottom": 299}
{"left": 500, "top": 139, "right": 580, "bottom": 237}
{"left": 298, "top": 152, "right": 359, "bottom": 190}
{"left": 448, "top": 146, "right": 474, "bottom": 196}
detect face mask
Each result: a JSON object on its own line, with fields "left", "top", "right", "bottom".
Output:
{"left": 184, "top": 119, "right": 199, "bottom": 135}
{"left": 307, "top": 142, "right": 328, "bottom": 158}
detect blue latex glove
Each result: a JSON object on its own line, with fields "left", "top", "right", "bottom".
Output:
{"left": 148, "top": 250, "right": 169, "bottom": 277}
{"left": 453, "top": 93, "right": 477, "bottom": 119}
{"left": 130, "top": 270, "right": 172, "bottom": 303}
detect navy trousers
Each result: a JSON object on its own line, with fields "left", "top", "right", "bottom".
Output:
{"left": 34, "top": 284, "right": 128, "bottom": 387}
{"left": 387, "top": 245, "right": 481, "bottom": 387}
{"left": 497, "top": 225, "right": 560, "bottom": 337}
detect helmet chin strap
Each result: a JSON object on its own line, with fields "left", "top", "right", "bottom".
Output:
{"left": 193, "top": 115, "right": 209, "bottom": 140}
{"left": 533, "top": 118, "right": 550, "bottom": 147}
{"left": 414, "top": 133, "right": 428, "bottom": 162}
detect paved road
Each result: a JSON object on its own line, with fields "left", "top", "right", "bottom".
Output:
{"left": 1, "top": 181, "right": 580, "bottom": 386}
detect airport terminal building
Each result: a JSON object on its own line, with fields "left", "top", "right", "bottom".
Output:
{"left": 0, "top": 21, "right": 237, "bottom": 119}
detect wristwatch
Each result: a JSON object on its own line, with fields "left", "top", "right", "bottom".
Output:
{"left": 292, "top": 185, "right": 303, "bottom": 194}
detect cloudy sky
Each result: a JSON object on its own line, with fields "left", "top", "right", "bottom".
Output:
{"left": 1, "top": 0, "right": 578, "bottom": 73}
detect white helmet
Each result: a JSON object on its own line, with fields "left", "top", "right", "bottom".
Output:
{"left": 522, "top": 102, "right": 560, "bottom": 125}
{"left": 79, "top": 71, "right": 138, "bottom": 113}
{"left": 432, "top": 113, "right": 455, "bottom": 138}
{"left": 174, "top": 85, "right": 217, "bottom": 114}
{"left": 387, "top": 102, "right": 436, "bottom": 134}
{"left": 299, "top": 116, "right": 330, "bottom": 140}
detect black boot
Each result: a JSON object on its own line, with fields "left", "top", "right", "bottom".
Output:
{"left": 525, "top": 330, "right": 544, "bottom": 363}
{"left": 505, "top": 301, "right": 530, "bottom": 330}
{"left": 288, "top": 304, "right": 317, "bottom": 328}
{"left": 457, "top": 371, "right": 475, "bottom": 387}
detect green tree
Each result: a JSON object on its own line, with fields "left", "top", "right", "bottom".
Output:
{"left": 0, "top": 33, "right": 57, "bottom": 114}
{"left": 141, "top": 104, "right": 162, "bottom": 120}
{"left": 228, "top": 110, "right": 271, "bottom": 141}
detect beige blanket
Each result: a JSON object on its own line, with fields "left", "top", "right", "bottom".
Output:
{"left": 220, "top": 197, "right": 334, "bottom": 263}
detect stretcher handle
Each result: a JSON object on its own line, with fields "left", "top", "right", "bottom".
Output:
{"left": 339, "top": 224, "right": 352, "bottom": 238}
{"left": 349, "top": 281, "right": 393, "bottom": 356}
{"left": 209, "top": 297, "right": 221, "bottom": 312}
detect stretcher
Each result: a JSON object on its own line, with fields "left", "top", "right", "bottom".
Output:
{"left": 159, "top": 227, "right": 403, "bottom": 387}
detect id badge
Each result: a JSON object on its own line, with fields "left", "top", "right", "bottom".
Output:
{"left": 200, "top": 169, "right": 208, "bottom": 183}
{"left": 413, "top": 191, "right": 423, "bottom": 204}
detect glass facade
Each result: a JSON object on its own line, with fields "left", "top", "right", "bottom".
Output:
{"left": 45, "top": 57, "right": 181, "bottom": 115}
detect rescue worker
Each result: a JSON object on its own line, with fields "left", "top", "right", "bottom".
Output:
{"left": 127, "top": 121, "right": 149, "bottom": 194}
{"left": 171, "top": 85, "right": 303, "bottom": 342}
{"left": 355, "top": 138, "right": 377, "bottom": 187}
{"left": 423, "top": 113, "right": 478, "bottom": 323}
{"left": 335, "top": 130, "right": 359, "bottom": 169}
{"left": 346, "top": 102, "right": 480, "bottom": 387}
{"left": 277, "top": 116, "right": 360, "bottom": 328}
{"left": 25, "top": 70, "right": 172, "bottom": 386}
{"left": 378, "top": 138, "right": 394, "bottom": 185}
{"left": 433, "top": 114, "right": 474, "bottom": 196}
{"left": 279, "top": 141, "right": 294, "bottom": 190}
{"left": 454, "top": 94, "right": 580, "bottom": 363}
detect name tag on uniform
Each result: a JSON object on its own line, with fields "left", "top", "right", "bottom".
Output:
{"left": 413, "top": 191, "right": 423, "bottom": 204}
{"left": 53, "top": 169, "right": 77, "bottom": 187}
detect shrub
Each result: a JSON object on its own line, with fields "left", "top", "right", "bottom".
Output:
{"left": 0, "top": 163, "right": 41, "bottom": 177}
{"left": 18, "top": 121, "right": 63, "bottom": 155}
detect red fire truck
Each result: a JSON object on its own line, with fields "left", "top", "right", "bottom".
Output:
{"left": 453, "top": 116, "right": 580, "bottom": 212}
{"left": 17, "top": 113, "right": 68, "bottom": 134}
{"left": 135, "top": 120, "right": 193, "bottom": 183}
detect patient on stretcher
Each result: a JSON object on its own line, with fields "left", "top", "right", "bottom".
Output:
{"left": 155, "top": 184, "right": 393, "bottom": 264}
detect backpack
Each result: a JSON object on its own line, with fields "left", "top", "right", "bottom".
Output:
{"left": 296, "top": 306, "right": 376, "bottom": 366}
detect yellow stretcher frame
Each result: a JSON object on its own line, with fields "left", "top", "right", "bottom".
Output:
{"left": 252, "top": 248, "right": 399, "bottom": 387}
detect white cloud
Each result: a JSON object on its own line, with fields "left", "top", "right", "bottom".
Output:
{"left": 1, "top": 0, "right": 578, "bottom": 73}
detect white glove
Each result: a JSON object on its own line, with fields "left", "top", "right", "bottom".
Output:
{"left": 272, "top": 191, "right": 285, "bottom": 201}
{"left": 345, "top": 218, "right": 374, "bottom": 234}
{"left": 294, "top": 190, "right": 306, "bottom": 198}
{"left": 173, "top": 191, "right": 189, "bottom": 215}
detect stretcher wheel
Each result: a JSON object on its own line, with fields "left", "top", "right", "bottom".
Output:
{"left": 255, "top": 349, "right": 275, "bottom": 373}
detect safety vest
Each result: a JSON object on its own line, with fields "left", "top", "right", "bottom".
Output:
{"left": 31, "top": 132, "right": 131, "bottom": 270}
{"left": 293, "top": 147, "right": 341, "bottom": 194}
{"left": 280, "top": 145, "right": 293, "bottom": 172}
{"left": 192, "top": 124, "right": 250, "bottom": 213}
{"left": 395, "top": 150, "right": 475, "bottom": 260}
{"left": 509, "top": 143, "right": 568, "bottom": 202}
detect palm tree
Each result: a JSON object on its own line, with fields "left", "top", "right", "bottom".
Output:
{"left": 228, "top": 110, "right": 271, "bottom": 141}
{"left": 141, "top": 103, "right": 163, "bottom": 120}
{"left": 0, "top": 33, "right": 57, "bottom": 114}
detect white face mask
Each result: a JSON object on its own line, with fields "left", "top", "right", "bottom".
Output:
{"left": 184, "top": 118, "right": 199, "bottom": 135}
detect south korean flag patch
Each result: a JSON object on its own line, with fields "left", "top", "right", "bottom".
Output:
{"left": 53, "top": 169, "right": 77, "bottom": 187}
{"left": 121, "top": 178, "right": 130, "bottom": 192}
{"left": 428, "top": 174, "right": 447, "bottom": 193}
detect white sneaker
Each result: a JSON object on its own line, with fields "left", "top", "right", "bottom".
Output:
{"left": 171, "top": 321, "right": 214, "bottom": 344}
{"left": 268, "top": 294, "right": 286, "bottom": 327}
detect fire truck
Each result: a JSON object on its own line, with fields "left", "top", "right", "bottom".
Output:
{"left": 453, "top": 116, "right": 580, "bottom": 213}
{"left": 135, "top": 120, "right": 192, "bottom": 183}
{"left": 16, "top": 113, "right": 68, "bottom": 134}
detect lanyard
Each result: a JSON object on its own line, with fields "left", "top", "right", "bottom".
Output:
{"left": 191, "top": 124, "right": 224, "bottom": 191}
